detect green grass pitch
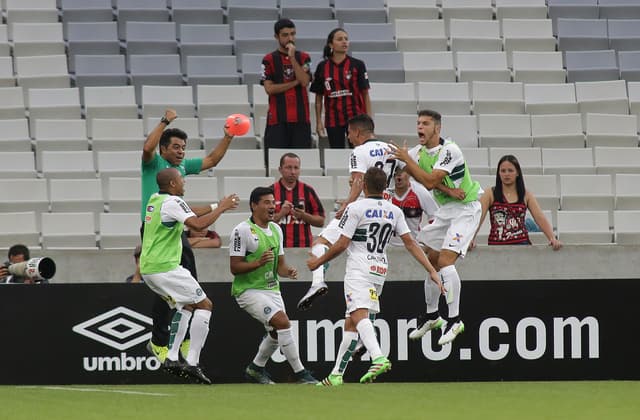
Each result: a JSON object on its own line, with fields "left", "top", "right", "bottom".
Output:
{"left": 2, "top": 381, "right": 639, "bottom": 420}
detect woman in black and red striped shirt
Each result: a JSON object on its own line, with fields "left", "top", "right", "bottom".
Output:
{"left": 310, "top": 28, "right": 372, "bottom": 149}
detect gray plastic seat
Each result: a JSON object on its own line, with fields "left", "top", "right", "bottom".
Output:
{"left": 280, "top": 0, "right": 333, "bottom": 21}
{"left": 61, "top": 0, "right": 114, "bottom": 37}
{"left": 116, "top": 0, "right": 170, "bottom": 40}
{"left": 240, "top": 53, "right": 264, "bottom": 86}
{"left": 180, "top": 24, "right": 233, "bottom": 71}
{"left": 66, "top": 22, "right": 120, "bottom": 72}
{"left": 293, "top": 19, "right": 339, "bottom": 52}
{"left": 172, "top": 0, "right": 223, "bottom": 37}
{"left": 74, "top": 55, "right": 128, "bottom": 88}
{"left": 548, "top": 0, "right": 599, "bottom": 36}
{"left": 565, "top": 50, "right": 619, "bottom": 83}
{"left": 125, "top": 22, "right": 178, "bottom": 56}
{"left": 599, "top": 0, "right": 640, "bottom": 19}
{"left": 334, "top": 0, "right": 387, "bottom": 24}
{"left": 619, "top": 51, "right": 640, "bottom": 81}
{"left": 233, "top": 21, "right": 275, "bottom": 57}
{"left": 226, "top": 0, "right": 278, "bottom": 29}
{"left": 186, "top": 56, "right": 241, "bottom": 86}
{"left": 343, "top": 23, "right": 396, "bottom": 52}
{"left": 351, "top": 51, "right": 404, "bottom": 83}
{"left": 608, "top": 19, "right": 640, "bottom": 51}
{"left": 129, "top": 54, "right": 183, "bottom": 103}
{"left": 557, "top": 19, "right": 609, "bottom": 52}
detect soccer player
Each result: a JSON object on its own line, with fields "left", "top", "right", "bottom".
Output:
{"left": 229, "top": 186, "right": 318, "bottom": 385}
{"left": 389, "top": 109, "right": 483, "bottom": 346}
{"left": 140, "top": 168, "right": 239, "bottom": 384}
{"left": 297, "top": 114, "right": 398, "bottom": 311}
{"left": 307, "top": 167, "right": 441, "bottom": 386}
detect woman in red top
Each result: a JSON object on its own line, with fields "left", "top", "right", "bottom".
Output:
{"left": 310, "top": 28, "right": 372, "bottom": 148}
{"left": 472, "top": 155, "right": 562, "bottom": 250}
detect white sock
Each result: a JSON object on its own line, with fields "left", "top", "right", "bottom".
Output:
{"left": 425, "top": 274, "right": 442, "bottom": 314}
{"left": 167, "top": 308, "right": 191, "bottom": 361}
{"left": 311, "top": 244, "right": 329, "bottom": 286}
{"left": 440, "top": 265, "right": 461, "bottom": 318}
{"left": 277, "top": 328, "right": 304, "bottom": 373}
{"left": 356, "top": 318, "right": 383, "bottom": 360}
{"left": 331, "top": 331, "right": 359, "bottom": 376}
{"left": 252, "top": 334, "right": 279, "bottom": 367}
{"left": 186, "top": 309, "right": 211, "bottom": 366}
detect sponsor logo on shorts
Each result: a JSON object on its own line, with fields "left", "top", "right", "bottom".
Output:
{"left": 264, "top": 306, "right": 272, "bottom": 315}
{"left": 196, "top": 288, "right": 203, "bottom": 296}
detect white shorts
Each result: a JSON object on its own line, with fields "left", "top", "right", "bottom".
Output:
{"left": 142, "top": 266, "right": 207, "bottom": 310}
{"left": 319, "top": 218, "right": 341, "bottom": 244}
{"left": 416, "top": 200, "right": 481, "bottom": 257}
{"left": 344, "top": 279, "right": 384, "bottom": 317}
{"left": 235, "top": 289, "right": 286, "bottom": 331}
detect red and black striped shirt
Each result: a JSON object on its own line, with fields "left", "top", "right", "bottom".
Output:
{"left": 310, "top": 55, "right": 370, "bottom": 128}
{"left": 261, "top": 50, "right": 312, "bottom": 126}
{"left": 272, "top": 179, "right": 325, "bottom": 248}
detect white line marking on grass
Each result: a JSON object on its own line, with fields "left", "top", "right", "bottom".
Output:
{"left": 39, "top": 386, "right": 172, "bottom": 397}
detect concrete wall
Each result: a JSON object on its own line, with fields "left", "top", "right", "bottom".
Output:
{"left": 39, "top": 245, "right": 640, "bottom": 284}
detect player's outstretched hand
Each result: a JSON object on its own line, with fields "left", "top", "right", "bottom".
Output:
{"left": 387, "top": 141, "right": 410, "bottom": 163}
{"left": 220, "top": 194, "right": 239, "bottom": 211}
{"left": 286, "top": 266, "right": 298, "bottom": 279}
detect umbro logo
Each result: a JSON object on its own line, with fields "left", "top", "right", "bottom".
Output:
{"left": 72, "top": 306, "right": 152, "bottom": 351}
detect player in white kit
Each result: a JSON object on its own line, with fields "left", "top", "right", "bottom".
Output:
{"left": 307, "top": 167, "right": 442, "bottom": 386}
{"left": 297, "top": 114, "right": 398, "bottom": 311}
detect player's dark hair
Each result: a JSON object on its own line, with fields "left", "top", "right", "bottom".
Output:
{"left": 279, "top": 152, "right": 300, "bottom": 168}
{"left": 159, "top": 128, "right": 188, "bottom": 150}
{"left": 364, "top": 167, "right": 387, "bottom": 195}
{"left": 348, "top": 114, "right": 374, "bottom": 133}
{"left": 418, "top": 109, "right": 442, "bottom": 125}
{"left": 274, "top": 18, "right": 295, "bottom": 35}
{"left": 249, "top": 186, "right": 274, "bottom": 211}
{"left": 323, "top": 28, "right": 347, "bottom": 59}
{"left": 8, "top": 244, "right": 29, "bottom": 260}
{"left": 494, "top": 155, "right": 526, "bottom": 204}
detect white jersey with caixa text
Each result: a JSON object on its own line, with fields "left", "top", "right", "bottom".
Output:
{"left": 349, "top": 139, "right": 398, "bottom": 194}
{"left": 337, "top": 197, "right": 411, "bottom": 285}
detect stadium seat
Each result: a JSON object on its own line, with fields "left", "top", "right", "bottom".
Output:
{"left": 547, "top": 0, "right": 599, "bottom": 36}
{"left": 83, "top": 86, "right": 138, "bottom": 127}
{"left": 212, "top": 212, "right": 252, "bottom": 246}
{"left": 5, "top": 0, "right": 58, "bottom": 24}
{"left": 395, "top": 19, "right": 447, "bottom": 53}
{"left": 373, "top": 113, "right": 419, "bottom": 143}
{"left": 460, "top": 147, "right": 489, "bottom": 175}
{"left": 495, "top": 0, "right": 547, "bottom": 20}
{"left": 280, "top": 0, "right": 333, "bottom": 21}
{"left": 403, "top": 52, "right": 456, "bottom": 82}
{"left": 618, "top": 51, "right": 640, "bottom": 82}
{"left": 181, "top": 177, "right": 220, "bottom": 207}
{"left": 512, "top": 52, "right": 566, "bottom": 84}
{"left": 595, "top": 147, "right": 640, "bottom": 175}
{"left": 226, "top": 0, "right": 278, "bottom": 30}
{"left": 343, "top": 23, "right": 396, "bottom": 52}
{"left": 0, "top": 151, "right": 37, "bottom": 178}
{"left": 522, "top": 174, "right": 561, "bottom": 213}
{"left": 351, "top": 51, "right": 405, "bottom": 83}
{"left": 27, "top": 87, "right": 82, "bottom": 134}
{"left": 557, "top": 18, "right": 609, "bottom": 52}
{"left": 141, "top": 85, "right": 196, "bottom": 122}
{"left": 323, "top": 149, "right": 351, "bottom": 177}
{"left": 524, "top": 83, "right": 579, "bottom": 114}
{"left": 501, "top": 19, "right": 557, "bottom": 67}
{"left": 0, "top": 211, "right": 40, "bottom": 248}
{"left": 186, "top": 56, "right": 241, "bottom": 87}
{"left": 0, "top": 179, "right": 48, "bottom": 217}
{"left": 441, "top": 0, "right": 493, "bottom": 36}
{"left": 334, "top": 174, "right": 351, "bottom": 200}
{"left": 267, "top": 148, "right": 322, "bottom": 177}
{"left": 387, "top": 0, "right": 439, "bottom": 21}
{"left": 11, "top": 22, "right": 64, "bottom": 57}
{"left": 456, "top": 51, "right": 511, "bottom": 83}
{"left": 129, "top": 55, "right": 184, "bottom": 103}
{"left": 172, "top": 0, "right": 224, "bottom": 35}
{"left": 33, "top": 119, "right": 89, "bottom": 165}
{"left": 291, "top": 19, "right": 339, "bottom": 52}
{"left": 41, "top": 212, "right": 97, "bottom": 249}
{"left": 15, "top": 55, "right": 70, "bottom": 91}
{"left": 542, "top": 148, "right": 595, "bottom": 175}
{"left": 49, "top": 178, "right": 104, "bottom": 216}
{"left": 369, "top": 82, "right": 417, "bottom": 115}
{"left": 417, "top": 82, "right": 470, "bottom": 115}
{"left": 599, "top": 0, "right": 640, "bottom": 19}
{"left": 613, "top": 210, "right": 640, "bottom": 245}
{"left": 0, "top": 25, "right": 8, "bottom": 57}
{"left": 607, "top": 19, "right": 640, "bottom": 51}
{"left": 560, "top": 174, "right": 614, "bottom": 214}
{"left": 180, "top": 24, "right": 233, "bottom": 71}
{"left": 0, "top": 118, "right": 30, "bottom": 152}
{"left": 91, "top": 119, "right": 145, "bottom": 151}
{"left": 478, "top": 114, "right": 532, "bottom": 148}
{"left": 441, "top": 115, "right": 479, "bottom": 148}
{"left": 66, "top": 22, "right": 120, "bottom": 72}
{"left": 74, "top": 55, "right": 129, "bottom": 88}
{"left": 334, "top": 0, "right": 387, "bottom": 24}
{"left": 0, "top": 87, "right": 26, "bottom": 120}
{"left": 0, "top": 56, "right": 16, "bottom": 87}
{"left": 106, "top": 177, "right": 141, "bottom": 213}
{"left": 99, "top": 212, "right": 140, "bottom": 249}
{"left": 125, "top": 21, "right": 178, "bottom": 56}
{"left": 197, "top": 85, "right": 251, "bottom": 119}
{"left": 211, "top": 150, "right": 265, "bottom": 179}
{"left": 298, "top": 175, "right": 335, "bottom": 213}
{"left": 449, "top": 19, "right": 502, "bottom": 53}
{"left": 251, "top": 84, "right": 268, "bottom": 135}
{"left": 116, "top": 0, "right": 170, "bottom": 40}
{"left": 95, "top": 150, "right": 139, "bottom": 179}
{"left": 232, "top": 20, "right": 274, "bottom": 58}
{"left": 556, "top": 210, "right": 611, "bottom": 244}
{"left": 531, "top": 114, "right": 585, "bottom": 148}
{"left": 489, "top": 147, "right": 542, "bottom": 175}
{"left": 614, "top": 173, "right": 640, "bottom": 210}
{"left": 585, "top": 113, "right": 639, "bottom": 148}
{"left": 472, "top": 82, "right": 525, "bottom": 114}
{"left": 61, "top": 0, "right": 114, "bottom": 33}
{"left": 239, "top": 53, "right": 264, "bottom": 87}
{"left": 565, "top": 50, "right": 619, "bottom": 83}
{"left": 222, "top": 176, "right": 275, "bottom": 199}
{"left": 575, "top": 80, "right": 629, "bottom": 118}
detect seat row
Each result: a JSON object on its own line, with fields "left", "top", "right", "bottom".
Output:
{"left": 2, "top": 207, "right": 639, "bottom": 250}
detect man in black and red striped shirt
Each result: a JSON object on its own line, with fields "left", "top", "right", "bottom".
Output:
{"left": 272, "top": 152, "right": 325, "bottom": 248}
{"left": 261, "top": 19, "right": 313, "bottom": 163}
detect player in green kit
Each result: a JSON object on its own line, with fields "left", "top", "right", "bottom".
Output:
{"left": 229, "top": 186, "right": 318, "bottom": 384}
{"left": 389, "top": 109, "right": 482, "bottom": 346}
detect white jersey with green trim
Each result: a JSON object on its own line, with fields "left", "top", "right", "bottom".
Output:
{"left": 349, "top": 139, "right": 397, "bottom": 196}
{"left": 337, "top": 197, "right": 411, "bottom": 285}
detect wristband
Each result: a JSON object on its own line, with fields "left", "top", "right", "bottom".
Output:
{"left": 160, "top": 116, "right": 171, "bottom": 125}
{"left": 210, "top": 203, "right": 218, "bottom": 212}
